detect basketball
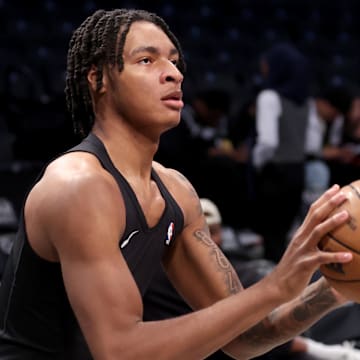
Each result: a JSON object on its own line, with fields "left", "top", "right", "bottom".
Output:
{"left": 319, "top": 180, "right": 360, "bottom": 302}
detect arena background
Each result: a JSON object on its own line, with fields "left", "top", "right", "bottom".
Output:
{"left": 0, "top": 0, "right": 360, "bottom": 209}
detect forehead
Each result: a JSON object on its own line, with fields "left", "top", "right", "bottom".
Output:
{"left": 123, "top": 21, "right": 176, "bottom": 55}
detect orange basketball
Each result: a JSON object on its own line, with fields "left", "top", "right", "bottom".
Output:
{"left": 318, "top": 180, "right": 360, "bottom": 302}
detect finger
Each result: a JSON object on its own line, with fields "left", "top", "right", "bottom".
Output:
{"left": 308, "top": 209, "right": 349, "bottom": 248}
{"left": 308, "top": 184, "right": 340, "bottom": 213}
{"left": 317, "top": 249, "right": 352, "bottom": 265}
{"left": 300, "top": 185, "right": 339, "bottom": 228}
{"left": 302, "top": 189, "right": 348, "bottom": 236}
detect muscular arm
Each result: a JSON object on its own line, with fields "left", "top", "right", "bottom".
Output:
{"left": 28, "top": 157, "right": 351, "bottom": 360}
{"left": 161, "top": 169, "right": 351, "bottom": 359}
{"left": 28, "top": 158, "right": 286, "bottom": 360}
{"left": 165, "top": 223, "right": 343, "bottom": 360}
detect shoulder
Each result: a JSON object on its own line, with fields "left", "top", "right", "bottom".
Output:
{"left": 39, "top": 152, "right": 120, "bottom": 201}
{"left": 26, "top": 152, "right": 125, "bottom": 242}
{"left": 152, "top": 161, "right": 203, "bottom": 227}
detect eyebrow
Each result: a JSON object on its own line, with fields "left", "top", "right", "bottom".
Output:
{"left": 129, "top": 46, "right": 179, "bottom": 57}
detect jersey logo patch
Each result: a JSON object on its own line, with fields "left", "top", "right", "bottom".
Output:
{"left": 121, "top": 230, "right": 139, "bottom": 249}
{"left": 165, "top": 222, "right": 175, "bottom": 245}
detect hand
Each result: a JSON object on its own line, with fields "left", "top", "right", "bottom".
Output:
{"left": 269, "top": 184, "right": 352, "bottom": 302}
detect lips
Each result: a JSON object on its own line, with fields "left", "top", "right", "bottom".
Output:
{"left": 161, "top": 90, "right": 184, "bottom": 110}
{"left": 161, "top": 90, "right": 183, "bottom": 101}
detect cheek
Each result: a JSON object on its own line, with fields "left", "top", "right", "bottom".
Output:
{"left": 113, "top": 80, "right": 150, "bottom": 109}
{"left": 120, "top": 91, "right": 160, "bottom": 124}
{"left": 124, "top": 81, "right": 158, "bottom": 111}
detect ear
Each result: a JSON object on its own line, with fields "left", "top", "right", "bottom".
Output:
{"left": 87, "top": 65, "right": 107, "bottom": 94}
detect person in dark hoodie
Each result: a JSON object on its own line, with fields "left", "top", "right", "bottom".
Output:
{"left": 252, "top": 42, "right": 311, "bottom": 263}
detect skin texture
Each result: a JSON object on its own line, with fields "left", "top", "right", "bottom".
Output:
{"left": 24, "top": 20, "right": 353, "bottom": 360}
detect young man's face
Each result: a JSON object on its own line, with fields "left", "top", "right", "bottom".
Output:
{"left": 106, "top": 21, "right": 184, "bottom": 135}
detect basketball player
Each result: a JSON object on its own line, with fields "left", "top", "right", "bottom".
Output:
{"left": 0, "top": 8, "right": 353, "bottom": 359}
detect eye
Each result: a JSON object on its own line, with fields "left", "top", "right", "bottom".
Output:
{"left": 139, "top": 57, "right": 152, "bottom": 65}
{"left": 170, "top": 59, "right": 178, "bottom": 66}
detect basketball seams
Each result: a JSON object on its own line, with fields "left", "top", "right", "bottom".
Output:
{"left": 349, "top": 183, "right": 360, "bottom": 199}
{"left": 327, "top": 233, "right": 360, "bottom": 255}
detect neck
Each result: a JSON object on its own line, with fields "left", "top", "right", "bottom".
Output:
{"left": 92, "top": 121, "right": 160, "bottom": 180}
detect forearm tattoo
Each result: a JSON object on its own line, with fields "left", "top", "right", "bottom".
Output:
{"left": 194, "top": 229, "right": 242, "bottom": 294}
{"left": 293, "top": 280, "right": 336, "bottom": 322}
{"left": 239, "top": 281, "right": 337, "bottom": 348}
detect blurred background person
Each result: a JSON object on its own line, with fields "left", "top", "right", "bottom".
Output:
{"left": 305, "top": 83, "right": 354, "bottom": 182}
{"left": 303, "top": 83, "right": 355, "bottom": 219}
{"left": 251, "top": 42, "right": 311, "bottom": 263}
{"left": 327, "top": 90, "right": 360, "bottom": 186}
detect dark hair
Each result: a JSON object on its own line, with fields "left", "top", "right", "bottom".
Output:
{"left": 65, "top": 8, "right": 186, "bottom": 137}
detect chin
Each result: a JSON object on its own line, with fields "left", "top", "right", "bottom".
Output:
{"left": 160, "top": 112, "right": 181, "bottom": 128}
{"left": 165, "top": 117, "right": 181, "bottom": 131}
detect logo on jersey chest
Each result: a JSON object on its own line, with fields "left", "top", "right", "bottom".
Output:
{"left": 120, "top": 221, "right": 175, "bottom": 248}
{"left": 165, "top": 222, "right": 175, "bottom": 245}
{"left": 120, "top": 230, "right": 139, "bottom": 249}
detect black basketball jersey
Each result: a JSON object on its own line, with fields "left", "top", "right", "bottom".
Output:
{"left": 0, "top": 133, "right": 184, "bottom": 359}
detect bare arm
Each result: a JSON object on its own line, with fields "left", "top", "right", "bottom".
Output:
{"left": 28, "top": 159, "right": 285, "bottom": 360}
{"left": 222, "top": 277, "right": 343, "bottom": 359}
{"left": 28, "top": 157, "right": 351, "bottom": 360}
{"left": 160, "top": 170, "right": 352, "bottom": 360}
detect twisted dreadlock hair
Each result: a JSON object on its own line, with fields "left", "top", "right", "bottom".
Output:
{"left": 65, "top": 8, "right": 186, "bottom": 138}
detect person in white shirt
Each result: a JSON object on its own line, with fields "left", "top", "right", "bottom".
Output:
{"left": 303, "top": 84, "right": 353, "bottom": 216}
{"left": 252, "top": 42, "right": 310, "bottom": 263}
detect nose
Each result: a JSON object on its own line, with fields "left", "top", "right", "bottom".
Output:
{"left": 160, "top": 62, "right": 184, "bottom": 84}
